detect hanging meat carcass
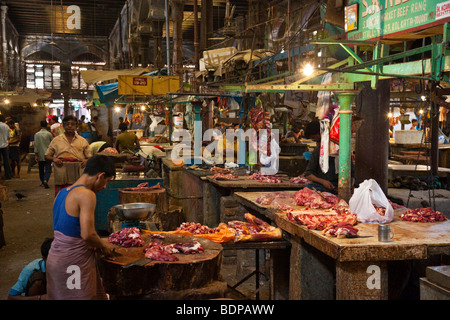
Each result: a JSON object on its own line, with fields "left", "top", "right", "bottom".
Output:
{"left": 249, "top": 108, "right": 272, "bottom": 156}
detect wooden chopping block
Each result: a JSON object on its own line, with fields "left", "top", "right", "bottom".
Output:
{"left": 119, "top": 188, "right": 168, "bottom": 213}
{"left": 98, "top": 234, "right": 224, "bottom": 298}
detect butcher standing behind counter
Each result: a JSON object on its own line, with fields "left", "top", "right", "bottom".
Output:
{"left": 45, "top": 115, "right": 91, "bottom": 195}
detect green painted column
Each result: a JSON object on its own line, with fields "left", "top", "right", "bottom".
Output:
{"left": 336, "top": 92, "right": 357, "bottom": 202}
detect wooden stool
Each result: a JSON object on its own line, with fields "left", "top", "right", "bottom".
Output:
{"left": 222, "top": 240, "right": 291, "bottom": 300}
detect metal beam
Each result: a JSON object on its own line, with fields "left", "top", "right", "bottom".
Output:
{"left": 245, "top": 83, "right": 357, "bottom": 93}
{"left": 341, "top": 45, "right": 433, "bottom": 73}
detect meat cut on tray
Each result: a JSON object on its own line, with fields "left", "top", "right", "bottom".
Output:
{"left": 227, "top": 213, "right": 283, "bottom": 242}
{"left": 164, "top": 213, "right": 283, "bottom": 243}
{"left": 176, "top": 222, "right": 220, "bottom": 234}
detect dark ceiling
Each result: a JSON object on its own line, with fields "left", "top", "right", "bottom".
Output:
{"left": 3, "top": 0, "right": 128, "bottom": 37}
{"left": 2, "top": 0, "right": 251, "bottom": 39}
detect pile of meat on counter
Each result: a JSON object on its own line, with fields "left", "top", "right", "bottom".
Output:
{"left": 257, "top": 187, "right": 358, "bottom": 239}
{"left": 212, "top": 173, "right": 238, "bottom": 180}
{"left": 175, "top": 213, "right": 282, "bottom": 243}
{"left": 246, "top": 172, "right": 283, "bottom": 183}
{"left": 108, "top": 227, "right": 205, "bottom": 262}
{"left": 210, "top": 167, "right": 238, "bottom": 180}
{"left": 400, "top": 207, "right": 447, "bottom": 223}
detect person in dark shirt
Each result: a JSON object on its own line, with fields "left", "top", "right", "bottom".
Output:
{"left": 303, "top": 120, "right": 354, "bottom": 194}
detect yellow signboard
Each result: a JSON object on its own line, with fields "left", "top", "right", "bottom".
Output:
{"left": 118, "top": 75, "right": 180, "bottom": 96}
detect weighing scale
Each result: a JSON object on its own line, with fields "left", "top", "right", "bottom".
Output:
{"left": 109, "top": 202, "right": 157, "bottom": 232}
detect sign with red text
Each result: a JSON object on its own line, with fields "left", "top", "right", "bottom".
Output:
{"left": 347, "top": 0, "right": 450, "bottom": 41}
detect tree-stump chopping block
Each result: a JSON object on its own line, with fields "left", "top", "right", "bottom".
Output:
{"left": 98, "top": 233, "right": 224, "bottom": 299}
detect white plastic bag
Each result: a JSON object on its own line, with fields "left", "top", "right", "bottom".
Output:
{"left": 349, "top": 179, "right": 394, "bottom": 224}
{"left": 319, "top": 119, "right": 330, "bottom": 174}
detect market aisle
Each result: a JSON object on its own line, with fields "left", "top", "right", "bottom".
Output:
{"left": 0, "top": 161, "right": 266, "bottom": 300}
{"left": 0, "top": 165, "right": 54, "bottom": 300}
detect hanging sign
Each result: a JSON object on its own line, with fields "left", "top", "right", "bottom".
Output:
{"left": 345, "top": 4, "right": 359, "bottom": 32}
{"left": 347, "top": 0, "right": 450, "bottom": 41}
{"left": 118, "top": 75, "right": 180, "bottom": 96}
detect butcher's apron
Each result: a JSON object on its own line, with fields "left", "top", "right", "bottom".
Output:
{"left": 46, "top": 231, "right": 108, "bottom": 300}
{"left": 53, "top": 159, "right": 83, "bottom": 195}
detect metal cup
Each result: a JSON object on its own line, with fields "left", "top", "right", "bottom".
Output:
{"left": 378, "top": 224, "right": 394, "bottom": 242}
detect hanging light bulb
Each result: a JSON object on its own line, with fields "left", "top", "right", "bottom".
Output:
{"left": 303, "top": 63, "right": 314, "bottom": 76}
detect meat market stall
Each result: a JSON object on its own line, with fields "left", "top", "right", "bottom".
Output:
{"left": 234, "top": 190, "right": 450, "bottom": 300}
{"left": 201, "top": 172, "right": 306, "bottom": 228}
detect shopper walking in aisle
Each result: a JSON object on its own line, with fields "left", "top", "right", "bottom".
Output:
{"left": 7, "top": 120, "right": 21, "bottom": 178}
{"left": 0, "top": 115, "right": 12, "bottom": 180}
{"left": 34, "top": 120, "right": 53, "bottom": 188}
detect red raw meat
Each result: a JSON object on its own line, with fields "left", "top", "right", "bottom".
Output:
{"left": 289, "top": 176, "right": 311, "bottom": 184}
{"left": 400, "top": 207, "right": 447, "bottom": 223}
{"left": 123, "top": 182, "right": 162, "bottom": 191}
{"left": 173, "top": 241, "right": 204, "bottom": 254}
{"left": 176, "top": 222, "right": 219, "bottom": 234}
{"left": 108, "top": 227, "right": 145, "bottom": 247}
{"left": 322, "top": 222, "right": 359, "bottom": 238}
{"left": 294, "top": 187, "right": 338, "bottom": 209}
{"left": 143, "top": 239, "right": 204, "bottom": 261}
{"left": 247, "top": 172, "right": 283, "bottom": 183}
{"left": 212, "top": 173, "right": 238, "bottom": 180}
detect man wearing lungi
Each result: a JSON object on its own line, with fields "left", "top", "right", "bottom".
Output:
{"left": 46, "top": 155, "right": 116, "bottom": 300}
{"left": 45, "top": 115, "right": 91, "bottom": 195}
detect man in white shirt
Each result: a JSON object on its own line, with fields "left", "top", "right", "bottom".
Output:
{"left": 0, "top": 115, "right": 12, "bottom": 179}
{"left": 34, "top": 120, "right": 53, "bottom": 188}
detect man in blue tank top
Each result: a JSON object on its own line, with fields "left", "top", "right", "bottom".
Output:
{"left": 46, "top": 155, "right": 116, "bottom": 300}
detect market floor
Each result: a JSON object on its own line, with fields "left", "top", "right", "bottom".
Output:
{"left": 0, "top": 162, "right": 267, "bottom": 300}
